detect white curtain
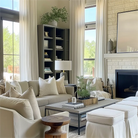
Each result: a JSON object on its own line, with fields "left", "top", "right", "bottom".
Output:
{"left": 95, "top": 0, "right": 107, "bottom": 83}
{"left": 19, "top": 0, "right": 38, "bottom": 81}
{"left": 69, "top": 0, "right": 85, "bottom": 84}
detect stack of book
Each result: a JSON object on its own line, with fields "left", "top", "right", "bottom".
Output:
{"left": 62, "top": 102, "right": 84, "bottom": 109}
{"left": 69, "top": 113, "right": 86, "bottom": 127}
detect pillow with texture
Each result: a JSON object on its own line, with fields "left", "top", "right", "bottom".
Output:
{"left": 0, "top": 95, "right": 34, "bottom": 120}
{"left": 0, "top": 80, "right": 5, "bottom": 94}
{"left": 5, "top": 81, "right": 22, "bottom": 94}
{"left": 39, "top": 77, "right": 58, "bottom": 97}
{"left": 56, "top": 76, "right": 66, "bottom": 94}
{"left": 87, "top": 78, "right": 103, "bottom": 91}
{"left": 19, "top": 87, "right": 41, "bottom": 119}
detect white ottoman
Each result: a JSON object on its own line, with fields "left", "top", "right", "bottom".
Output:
{"left": 105, "top": 104, "right": 138, "bottom": 138}
{"left": 123, "top": 97, "right": 138, "bottom": 102}
{"left": 85, "top": 108, "right": 126, "bottom": 138}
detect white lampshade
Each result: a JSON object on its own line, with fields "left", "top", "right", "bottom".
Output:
{"left": 55, "top": 61, "right": 72, "bottom": 71}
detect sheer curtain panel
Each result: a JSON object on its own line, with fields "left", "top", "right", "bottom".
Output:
{"left": 95, "top": 0, "right": 107, "bottom": 83}
{"left": 19, "top": 0, "right": 38, "bottom": 81}
{"left": 69, "top": 0, "right": 85, "bottom": 84}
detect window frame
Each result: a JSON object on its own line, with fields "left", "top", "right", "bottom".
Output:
{"left": 84, "top": 6, "right": 96, "bottom": 77}
{"left": 0, "top": 7, "right": 19, "bottom": 80}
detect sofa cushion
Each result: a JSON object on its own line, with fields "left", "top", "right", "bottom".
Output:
{"left": 28, "top": 80, "right": 39, "bottom": 96}
{"left": 39, "top": 77, "right": 58, "bottom": 96}
{"left": 5, "top": 81, "right": 22, "bottom": 94}
{"left": 19, "top": 87, "right": 41, "bottom": 119}
{"left": 86, "top": 108, "right": 124, "bottom": 125}
{"left": 18, "top": 81, "right": 29, "bottom": 93}
{"left": 56, "top": 76, "right": 66, "bottom": 94}
{"left": 37, "top": 94, "right": 72, "bottom": 106}
{"left": 0, "top": 96, "right": 34, "bottom": 120}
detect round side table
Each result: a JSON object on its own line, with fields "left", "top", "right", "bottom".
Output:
{"left": 42, "top": 115, "right": 70, "bottom": 138}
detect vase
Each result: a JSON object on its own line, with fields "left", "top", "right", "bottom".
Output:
{"left": 49, "top": 20, "right": 57, "bottom": 27}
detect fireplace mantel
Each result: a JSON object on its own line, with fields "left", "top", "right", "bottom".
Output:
{"left": 104, "top": 53, "right": 138, "bottom": 59}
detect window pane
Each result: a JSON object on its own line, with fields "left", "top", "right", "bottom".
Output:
{"left": 14, "top": 22, "right": 19, "bottom": 54}
{"left": 0, "top": 0, "right": 19, "bottom": 11}
{"left": 0, "top": 0, "right": 12, "bottom": 9}
{"left": 3, "top": 55, "right": 13, "bottom": 81}
{"left": 84, "top": 60, "right": 95, "bottom": 77}
{"left": 14, "top": 56, "right": 20, "bottom": 80}
{"left": 85, "top": 7, "right": 96, "bottom": 23}
{"left": 84, "top": 29, "right": 96, "bottom": 58}
{"left": 3, "top": 20, "right": 13, "bottom": 54}
{"left": 13, "top": 0, "right": 19, "bottom": 11}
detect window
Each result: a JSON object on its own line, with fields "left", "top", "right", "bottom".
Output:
{"left": 0, "top": 0, "right": 19, "bottom": 11}
{"left": 84, "top": 6, "right": 96, "bottom": 77}
{"left": 0, "top": 0, "right": 19, "bottom": 81}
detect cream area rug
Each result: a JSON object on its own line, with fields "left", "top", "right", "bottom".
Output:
{"left": 69, "top": 127, "right": 85, "bottom": 138}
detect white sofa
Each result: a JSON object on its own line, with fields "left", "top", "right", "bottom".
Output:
{"left": 17, "top": 80, "right": 74, "bottom": 117}
{"left": 0, "top": 106, "right": 69, "bottom": 138}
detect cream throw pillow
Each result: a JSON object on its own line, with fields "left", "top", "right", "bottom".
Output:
{"left": 39, "top": 77, "right": 58, "bottom": 96}
{"left": 19, "top": 87, "right": 41, "bottom": 119}
{"left": 56, "top": 76, "right": 66, "bottom": 94}
{"left": 5, "top": 81, "right": 22, "bottom": 94}
{"left": 0, "top": 96, "right": 34, "bottom": 120}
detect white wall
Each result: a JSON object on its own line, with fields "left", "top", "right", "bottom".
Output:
{"left": 37, "top": 0, "right": 69, "bottom": 28}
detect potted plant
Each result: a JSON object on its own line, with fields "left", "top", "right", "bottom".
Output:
{"left": 40, "top": 6, "right": 68, "bottom": 26}
{"left": 76, "top": 76, "right": 97, "bottom": 105}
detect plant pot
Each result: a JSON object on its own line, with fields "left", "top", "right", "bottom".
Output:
{"left": 49, "top": 20, "right": 57, "bottom": 27}
{"left": 77, "top": 98, "right": 93, "bottom": 106}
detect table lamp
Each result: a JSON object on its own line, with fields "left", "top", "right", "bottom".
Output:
{"left": 55, "top": 61, "right": 72, "bottom": 85}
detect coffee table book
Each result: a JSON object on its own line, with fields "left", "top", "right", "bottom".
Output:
{"left": 62, "top": 102, "right": 84, "bottom": 109}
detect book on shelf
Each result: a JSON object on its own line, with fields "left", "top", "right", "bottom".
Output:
{"left": 62, "top": 102, "right": 84, "bottom": 109}
{"left": 69, "top": 113, "right": 86, "bottom": 121}
{"left": 44, "top": 67, "right": 52, "bottom": 73}
{"left": 56, "top": 45, "right": 63, "bottom": 49}
{"left": 44, "top": 40, "right": 48, "bottom": 48}
{"left": 56, "top": 37, "right": 62, "bottom": 39}
{"left": 69, "top": 119, "right": 86, "bottom": 127}
{"left": 44, "top": 58, "right": 52, "bottom": 61}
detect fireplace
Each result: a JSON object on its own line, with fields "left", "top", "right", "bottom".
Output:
{"left": 115, "top": 70, "right": 138, "bottom": 98}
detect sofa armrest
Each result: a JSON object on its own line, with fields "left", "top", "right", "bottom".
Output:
{"left": 0, "top": 107, "right": 49, "bottom": 138}
{"left": 65, "top": 86, "right": 74, "bottom": 97}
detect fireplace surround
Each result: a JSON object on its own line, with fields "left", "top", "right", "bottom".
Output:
{"left": 115, "top": 70, "right": 138, "bottom": 98}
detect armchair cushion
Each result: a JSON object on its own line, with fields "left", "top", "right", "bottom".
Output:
{"left": 0, "top": 96, "right": 34, "bottom": 120}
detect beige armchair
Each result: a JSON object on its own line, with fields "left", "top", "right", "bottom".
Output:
{"left": 0, "top": 107, "right": 69, "bottom": 138}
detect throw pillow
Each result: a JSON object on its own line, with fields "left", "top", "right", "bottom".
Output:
{"left": 5, "top": 81, "right": 22, "bottom": 94}
{"left": 87, "top": 78, "right": 103, "bottom": 91}
{"left": 0, "top": 80, "right": 5, "bottom": 94}
{"left": 39, "top": 77, "right": 58, "bottom": 97}
{"left": 19, "top": 87, "right": 41, "bottom": 119}
{"left": 0, "top": 95, "right": 34, "bottom": 120}
{"left": 56, "top": 76, "right": 66, "bottom": 94}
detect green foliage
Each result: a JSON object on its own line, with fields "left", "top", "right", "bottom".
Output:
{"left": 84, "top": 40, "right": 96, "bottom": 76}
{"left": 3, "top": 27, "right": 19, "bottom": 72}
{"left": 76, "top": 76, "right": 90, "bottom": 98}
{"left": 41, "top": 7, "right": 68, "bottom": 24}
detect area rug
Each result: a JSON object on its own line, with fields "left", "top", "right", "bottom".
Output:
{"left": 69, "top": 127, "right": 85, "bottom": 138}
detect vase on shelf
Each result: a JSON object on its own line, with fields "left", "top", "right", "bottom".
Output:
{"left": 49, "top": 20, "right": 57, "bottom": 27}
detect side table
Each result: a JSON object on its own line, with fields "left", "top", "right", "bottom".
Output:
{"left": 42, "top": 115, "right": 70, "bottom": 138}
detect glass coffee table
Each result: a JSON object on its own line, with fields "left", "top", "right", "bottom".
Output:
{"left": 45, "top": 98, "right": 118, "bottom": 135}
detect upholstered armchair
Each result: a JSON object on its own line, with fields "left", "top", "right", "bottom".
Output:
{"left": 0, "top": 107, "right": 69, "bottom": 138}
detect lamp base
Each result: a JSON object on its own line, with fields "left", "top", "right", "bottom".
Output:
{"left": 60, "top": 72, "right": 68, "bottom": 85}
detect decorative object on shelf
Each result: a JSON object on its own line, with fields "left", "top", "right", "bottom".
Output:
{"left": 108, "top": 39, "right": 113, "bottom": 53}
{"left": 56, "top": 45, "right": 63, "bottom": 50}
{"left": 44, "top": 52, "right": 48, "bottom": 58}
{"left": 44, "top": 67, "right": 52, "bottom": 73}
{"left": 44, "top": 32, "right": 49, "bottom": 37}
{"left": 44, "top": 40, "right": 48, "bottom": 48}
{"left": 55, "top": 61, "right": 72, "bottom": 85}
{"left": 40, "top": 7, "right": 68, "bottom": 27}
